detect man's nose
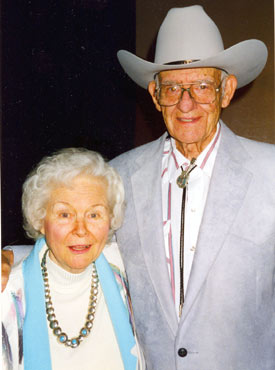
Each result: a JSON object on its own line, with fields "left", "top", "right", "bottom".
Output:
{"left": 177, "top": 89, "right": 196, "bottom": 112}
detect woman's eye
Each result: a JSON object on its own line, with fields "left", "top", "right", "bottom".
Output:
{"left": 60, "top": 212, "right": 70, "bottom": 218}
{"left": 89, "top": 213, "right": 99, "bottom": 219}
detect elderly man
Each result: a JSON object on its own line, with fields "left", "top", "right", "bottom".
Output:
{"left": 2, "top": 5, "right": 275, "bottom": 370}
{"left": 111, "top": 5, "right": 275, "bottom": 370}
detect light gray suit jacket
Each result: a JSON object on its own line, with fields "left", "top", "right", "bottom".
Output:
{"left": 110, "top": 122, "right": 275, "bottom": 370}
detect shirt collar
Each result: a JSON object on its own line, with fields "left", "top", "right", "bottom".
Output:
{"left": 163, "top": 122, "right": 221, "bottom": 179}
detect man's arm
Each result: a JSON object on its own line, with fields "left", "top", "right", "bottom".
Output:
{"left": 1, "top": 245, "right": 33, "bottom": 291}
{"left": 1, "top": 250, "right": 14, "bottom": 292}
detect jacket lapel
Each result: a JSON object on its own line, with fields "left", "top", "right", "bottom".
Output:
{"left": 128, "top": 124, "right": 254, "bottom": 333}
{"left": 180, "top": 123, "right": 253, "bottom": 323}
{"left": 131, "top": 134, "right": 179, "bottom": 335}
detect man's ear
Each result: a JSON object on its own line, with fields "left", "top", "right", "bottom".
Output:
{"left": 221, "top": 75, "right": 238, "bottom": 108}
{"left": 148, "top": 81, "right": 162, "bottom": 112}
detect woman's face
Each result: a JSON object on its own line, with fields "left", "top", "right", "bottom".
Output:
{"left": 40, "top": 174, "right": 110, "bottom": 273}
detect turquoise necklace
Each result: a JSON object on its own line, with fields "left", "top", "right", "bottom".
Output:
{"left": 41, "top": 248, "right": 99, "bottom": 348}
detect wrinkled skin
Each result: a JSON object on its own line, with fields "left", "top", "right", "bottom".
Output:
{"left": 40, "top": 174, "right": 110, "bottom": 274}
{"left": 148, "top": 67, "right": 237, "bottom": 159}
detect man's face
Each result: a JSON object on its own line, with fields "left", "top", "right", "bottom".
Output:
{"left": 148, "top": 68, "right": 236, "bottom": 155}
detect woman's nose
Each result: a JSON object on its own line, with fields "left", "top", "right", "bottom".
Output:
{"left": 73, "top": 219, "right": 88, "bottom": 237}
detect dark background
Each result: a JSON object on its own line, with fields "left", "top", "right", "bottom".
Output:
{"left": 1, "top": 0, "right": 274, "bottom": 247}
{"left": 2, "top": 0, "right": 136, "bottom": 246}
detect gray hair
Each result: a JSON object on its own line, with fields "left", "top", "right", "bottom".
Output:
{"left": 220, "top": 70, "right": 229, "bottom": 95}
{"left": 22, "top": 148, "right": 125, "bottom": 241}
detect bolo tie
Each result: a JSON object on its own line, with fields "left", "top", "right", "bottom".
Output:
{"left": 176, "top": 157, "right": 197, "bottom": 317}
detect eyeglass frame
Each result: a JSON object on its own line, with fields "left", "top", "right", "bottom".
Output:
{"left": 154, "top": 76, "right": 226, "bottom": 106}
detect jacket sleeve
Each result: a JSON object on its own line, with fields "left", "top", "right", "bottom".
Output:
{"left": 2, "top": 265, "right": 25, "bottom": 370}
{"left": 4, "top": 245, "right": 33, "bottom": 265}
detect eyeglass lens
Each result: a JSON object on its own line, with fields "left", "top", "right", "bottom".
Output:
{"left": 158, "top": 82, "right": 218, "bottom": 105}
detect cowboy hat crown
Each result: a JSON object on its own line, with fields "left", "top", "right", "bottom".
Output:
{"left": 117, "top": 5, "right": 267, "bottom": 89}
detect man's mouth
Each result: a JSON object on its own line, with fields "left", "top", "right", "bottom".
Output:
{"left": 177, "top": 116, "right": 200, "bottom": 123}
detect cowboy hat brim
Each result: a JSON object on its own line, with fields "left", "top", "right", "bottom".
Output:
{"left": 117, "top": 39, "right": 267, "bottom": 89}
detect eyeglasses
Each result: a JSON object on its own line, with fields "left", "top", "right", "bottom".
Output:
{"left": 155, "top": 80, "right": 223, "bottom": 106}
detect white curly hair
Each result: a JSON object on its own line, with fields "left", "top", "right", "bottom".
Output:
{"left": 22, "top": 148, "right": 125, "bottom": 241}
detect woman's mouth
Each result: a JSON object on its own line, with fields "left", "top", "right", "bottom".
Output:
{"left": 68, "top": 245, "right": 92, "bottom": 254}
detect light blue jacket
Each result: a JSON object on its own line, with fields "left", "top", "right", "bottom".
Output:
{"left": 110, "top": 122, "right": 275, "bottom": 370}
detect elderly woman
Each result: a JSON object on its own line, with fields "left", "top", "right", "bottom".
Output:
{"left": 2, "top": 148, "right": 144, "bottom": 370}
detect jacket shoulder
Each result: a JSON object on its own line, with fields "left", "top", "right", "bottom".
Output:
{"left": 238, "top": 135, "right": 275, "bottom": 154}
{"left": 110, "top": 134, "right": 167, "bottom": 173}
{"left": 238, "top": 136, "right": 275, "bottom": 165}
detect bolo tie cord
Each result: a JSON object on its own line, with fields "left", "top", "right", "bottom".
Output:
{"left": 177, "top": 158, "right": 197, "bottom": 317}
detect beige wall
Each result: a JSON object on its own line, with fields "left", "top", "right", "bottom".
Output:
{"left": 134, "top": 0, "right": 274, "bottom": 146}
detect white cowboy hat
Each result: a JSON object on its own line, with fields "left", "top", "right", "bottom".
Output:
{"left": 117, "top": 5, "right": 268, "bottom": 89}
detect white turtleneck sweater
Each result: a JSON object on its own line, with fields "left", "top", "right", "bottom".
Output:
{"left": 44, "top": 248, "right": 124, "bottom": 370}
{"left": 3, "top": 242, "right": 145, "bottom": 370}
